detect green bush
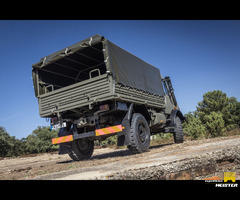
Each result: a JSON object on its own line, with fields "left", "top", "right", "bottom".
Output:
{"left": 25, "top": 126, "right": 59, "bottom": 154}
{"left": 182, "top": 112, "right": 206, "bottom": 139}
{"left": 197, "top": 90, "right": 239, "bottom": 131}
{"left": 202, "top": 111, "right": 226, "bottom": 138}
{"left": 99, "top": 135, "right": 118, "bottom": 147}
{"left": 0, "top": 127, "right": 14, "bottom": 157}
{"left": 0, "top": 126, "right": 59, "bottom": 157}
{"left": 184, "top": 90, "right": 240, "bottom": 139}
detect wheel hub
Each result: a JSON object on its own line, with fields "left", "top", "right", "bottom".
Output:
{"left": 138, "top": 124, "right": 147, "bottom": 143}
{"left": 77, "top": 138, "right": 90, "bottom": 152}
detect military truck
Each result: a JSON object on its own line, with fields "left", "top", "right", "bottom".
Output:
{"left": 32, "top": 34, "right": 184, "bottom": 161}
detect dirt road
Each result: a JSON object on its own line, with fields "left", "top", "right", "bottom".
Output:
{"left": 1, "top": 135, "right": 240, "bottom": 180}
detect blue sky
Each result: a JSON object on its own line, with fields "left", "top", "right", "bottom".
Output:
{"left": 0, "top": 20, "right": 240, "bottom": 139}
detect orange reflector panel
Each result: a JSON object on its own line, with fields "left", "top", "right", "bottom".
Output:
{"left": 95, "top": 125, "right": 124, "bottom": 136}
{"left": 52, "top": 135, "right": 73, "bottom": 144}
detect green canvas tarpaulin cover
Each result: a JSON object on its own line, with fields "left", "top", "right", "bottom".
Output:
{"left": 32, "top": 34, "right": 165, "bottom": 96}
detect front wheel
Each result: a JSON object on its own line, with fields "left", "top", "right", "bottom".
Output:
{"left": 173, "top": 116, "right": 184, "bottom": 143}
{"left": 68, "top": 138, "right": 94, "bottom": 161}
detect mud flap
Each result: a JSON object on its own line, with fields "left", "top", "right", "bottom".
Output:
{"left": 117, "top": 103, "right": 133, "bottom": 146}
{"left": 116, "top": 119, "right": 131, "bottom": 146}
{"left": 59, "top": 143, "right": 72, "bottom": 154}
{"left": 58, "top": 124, "right": 72, "bottom": 155}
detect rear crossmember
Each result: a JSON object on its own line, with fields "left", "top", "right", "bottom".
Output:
{"left": 52, "top": 124, "right": 124, "bottom": 144}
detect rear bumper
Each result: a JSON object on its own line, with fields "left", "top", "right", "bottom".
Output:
{"left": 52, "top": 124, "right": 124, "bottom": 145}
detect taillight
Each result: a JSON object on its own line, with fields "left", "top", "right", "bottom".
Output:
{"left": 51, "top": 117, "right": 59, "bottom": 125}
{"left": 99, "top": 104, "right": 109, "bottom": 110}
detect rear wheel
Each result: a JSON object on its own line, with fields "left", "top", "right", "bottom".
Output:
{"left": 127, "top": 113, "right": 151, "bottom": 153}
{"left": 68, "top": 138, "right": 94, "bottom": 161}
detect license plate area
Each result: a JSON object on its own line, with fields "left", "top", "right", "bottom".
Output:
{"left": 51, "top": 122, "right": 67, "bottom": 130}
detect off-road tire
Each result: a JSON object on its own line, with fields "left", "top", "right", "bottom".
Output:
{"left": 173, "top": 116, "right": 184, "bottom": 143}
{"left": 127, "top": 113, "right": 151, "bottom": 153}
{"left": 68, "top": 138, "right": 94, "bottom": 161}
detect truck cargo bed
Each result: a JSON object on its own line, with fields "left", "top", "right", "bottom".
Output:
{"left": 114, "top": 82, "right": 165, "bottom": 109}
{"left": 39, "top": 73, "right": 165, "bottom": 118}
{"left": 39, "top": 74, "right": 111, "bottom": 117}
{"left": 33, "top": 34, "right": 166, "bottom": 118}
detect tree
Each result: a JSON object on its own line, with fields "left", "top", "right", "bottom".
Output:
{"left": 0, "top": 126, "right": 59, "bottom": 157}
{"left": 236, "top": 101, "right": 240, "bottom": 127}
{"left": 25, "top": 126, "right": 58, "bottom": 154}
{"left": 0, "top": 127, "right": 14, "bottom": 157}
{"left": 202, "top": 112, "right": 225, "bottom": 138}
{"left": 11, "top": 137, "right": 27, "bottom": 156}
{"left": 197, "top": 90, "right": 239, "bottom": 131}
{"left": 182, "top": 112, "right": 206, "bottom": 139}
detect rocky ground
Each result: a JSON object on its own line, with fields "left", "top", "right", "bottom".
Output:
{"left": 1, "top": 135, "right": 240, "bottom": 180}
